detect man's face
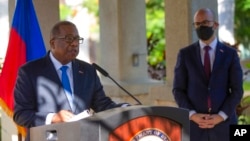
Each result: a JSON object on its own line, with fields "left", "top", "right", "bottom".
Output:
{"left": 50, "top": 25, "right": 82, "bottom": 65}
{"left": 193, "top": 10, "right": 219, "bottom": 41}
{"left": 193, "top": 10, "right": 218, "bottom": 29}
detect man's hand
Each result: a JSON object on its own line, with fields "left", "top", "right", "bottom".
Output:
{"left": 52, "top": 110, "right": 74, "bottom": 123}
{"left": 205, "top": 114, "right": 224, "bottom": 128}
{"left": 190, "top": 113, "right": 210, "bottom": 128}
{"left": 190, "top": 113, "right": 224, "bottom": 129}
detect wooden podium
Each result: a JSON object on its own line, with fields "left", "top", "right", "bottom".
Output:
{"left": 30, "top": 105, "right": 190, "bottom": 141}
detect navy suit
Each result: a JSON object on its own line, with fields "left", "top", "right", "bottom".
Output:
{"left": 13, "top": 52, "right": 120, "bottom": 140}
{"left": 173, "top": 41, "right": 243, "bottom": 141}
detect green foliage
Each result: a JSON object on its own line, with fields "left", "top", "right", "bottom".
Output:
{"left": 82, "top": 0, "right": 100, "bottom": 33}
{"left": 59, "top": 1, "right": 100, "bottom": 34}
{"left": 235, "top": 0, "right": 250, "bottom": 49}
{"left": 238, "top": 115, "right": 250, "bottom": 125}
{"left": 245, "top": 63, "right": 250, "bottom": 69}
{"left": 59, "top": 0, "right": 99, "bottom": 21}
{"left": 243, "top": 81, "right": 250, "bottom": 91}
{"left": 59, "top": 4, "right": 72, "bottom": 20}
{"left": 238, "top": 95, "right": 250, "bottom": 124}
{"left": 82, "top": 0, "right": 99, "bottom": 17}
{"left": 146, "top": 0, "right": 166, "bottom": 80}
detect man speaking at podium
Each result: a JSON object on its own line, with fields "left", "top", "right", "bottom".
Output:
{"left": 13, "top": 21, "right": 129, "bottom": 141}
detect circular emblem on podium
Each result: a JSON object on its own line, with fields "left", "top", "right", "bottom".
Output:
{"left": 130, "top": 128, "right": 170, "bottom": 141}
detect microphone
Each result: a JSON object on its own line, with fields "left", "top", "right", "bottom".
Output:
{"left": 92, "top": 63, "right": 142, "bottom": 105}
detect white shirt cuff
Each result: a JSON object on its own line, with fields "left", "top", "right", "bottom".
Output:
{"left": 45, "top": 113, "right": 56, "bottom": 125}
{"left": 121, "top": 103, "right": 130, "bottom": 107}
{"left": 189, "top": 110, "right": 196, "bottom": 118}
{"left": 189, "top": 110, "right": 227, "bottom": 120}
{"left": 218, "top": 111, "right": 228, "bottom": 120}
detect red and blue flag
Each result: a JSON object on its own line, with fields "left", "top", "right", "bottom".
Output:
{"left": 0, "top": 0, "right": 46, "bottom": 137}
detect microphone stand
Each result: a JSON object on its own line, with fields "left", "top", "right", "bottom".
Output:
{"left": 106, "top": 75, "right": 142, "bottom": 105}
{"left": 92, "top": 63, "right": 142, "bottom": 105}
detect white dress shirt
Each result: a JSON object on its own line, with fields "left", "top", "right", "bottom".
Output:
{"left": 45, "top": 52, "right": 75, "bottom": 124}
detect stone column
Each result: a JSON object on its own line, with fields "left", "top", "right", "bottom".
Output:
{"left": 9, "top": 0, "right": 60, "bottom": 50}
{"left": 218, "top": 0, "right": 235, "bottom": 45}
{"left": 99, "top": 0, "right": 150, "bottom": 103}
{"left": 99, "top": 0, "right": 147, "bottom": 81}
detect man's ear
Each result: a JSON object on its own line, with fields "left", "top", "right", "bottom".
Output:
{"left": 214, "top": 21, "right": 219, "bottom": 29}
{"left": 49, "top": 39, "right": 55, "bottom": 49}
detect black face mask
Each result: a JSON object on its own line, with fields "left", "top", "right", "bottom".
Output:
{"left": 195, "top": 26, "right": 214, "bottom": 40}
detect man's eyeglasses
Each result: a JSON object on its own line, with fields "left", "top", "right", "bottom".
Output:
{"left": 53, "top": 35, "right": 84, "bottom": 44}
{"left": 193, "top": 20, "right": 214, "bottom": 27}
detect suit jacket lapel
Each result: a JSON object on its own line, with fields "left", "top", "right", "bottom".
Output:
{"left": 212, "top": 42, "right": 225, "bottom": 76}
{"left": 72, "top": 60, "right": 85, "bottom": 96}
{"left": 194, "top": 42, "right": 208, "bottom": 82}
{"left": 44, "top": 54, "right": 62, "bottom": 85}
{"left": 71, "top": 60, "right": 86, "bottom": 113}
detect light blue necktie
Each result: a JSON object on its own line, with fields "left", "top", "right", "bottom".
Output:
{"left": 60, "top": 66, "right": 72, "bottom": 94}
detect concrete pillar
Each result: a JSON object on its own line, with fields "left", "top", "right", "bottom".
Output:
{"left": 1, "top": 109, "right": 19, "bottom": 141}
{"left": 9, "top": 0, "right": 60, "bottom": 50}
{"left": 33, "top": 0, "right": 60, "bottom": 49}
{"left": 165, "top": 0, "right": 192, "bottom": 87}
{"left": 99, "top": 0, "right": 151, "bottom": 103}
{"left": 99, "top": 0, "right": 147, "bottom": 81}
{"left": 218, "top": 0, "right": 235, "bottom": 45}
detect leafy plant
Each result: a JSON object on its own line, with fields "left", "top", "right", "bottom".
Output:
{"left": 237, "top": 67, "right": 250, "bottom": 124}
{"left": 146, "top": 0, "right": 166, "bottom": 80}
{"left": 235, "top": 0, "right": 250, "bottom": 50}
{"left": 59, "top": 3, "right": 72, "bottom": 20}
{"left": 82, "top": 0, "right": 99, "bottom": 17}
{"left": 243, "top": 81, "right": 250, "bottom": 90}
{"left": 237, "top": 95, "right": 250, "bottom": 124}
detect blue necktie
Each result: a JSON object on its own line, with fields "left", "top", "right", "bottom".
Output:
{"left": 60, "top": 66, "right": 72, "bottom": 94}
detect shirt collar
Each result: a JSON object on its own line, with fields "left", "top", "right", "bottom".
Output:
{"left": 199, "top": 38, "right": 218, "bottom": 51}
{"left": 49, "top": 52, "right": 72, "bottom": 71}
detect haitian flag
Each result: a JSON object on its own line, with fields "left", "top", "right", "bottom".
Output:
{"left": 0, "top": 0, "right": 46, "bottom": 137}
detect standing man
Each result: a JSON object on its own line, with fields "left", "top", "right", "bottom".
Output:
{"left": 172, "top": 8, "right": 243, "bottom": 141}
{"left": 13, "top": 21, "right": 129, "bottom": 141}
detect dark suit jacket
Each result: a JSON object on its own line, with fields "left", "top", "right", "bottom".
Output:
{"left": 173, "top": 41, "right": 243, "bottom": 141}
{"left": 13, "top": 52, "right": 120, "bottom": 141}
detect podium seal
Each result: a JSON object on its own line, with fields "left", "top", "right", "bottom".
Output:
{"left": 130, "top": 128, "right": 170, "bottom": 141}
